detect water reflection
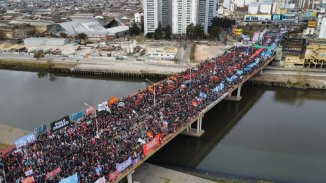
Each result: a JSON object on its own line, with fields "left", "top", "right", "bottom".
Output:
{"left": 149, "top": 87, "right": 326, "bottom": 183}
{"left": 0, "top": 70, "right": 146, "bottom": 130}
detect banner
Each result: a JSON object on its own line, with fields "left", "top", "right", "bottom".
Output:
{"left": 108, "top": 171, "right": 118, "bottom": 182}
{"left": 143, "top": 134, "right": 160, "bottom": 156}
{"left": 108, "top": 96, "right": 118, "bottom": 105}
{"left": 98, "top": 101, "right": 107, "bottom": 112}
{"left": 1, "top": 144, "right": 16, "bottom": 154}
{"left": 50, "top": 116, "right": 70, "bottom": 132}
{"left": 25, "top": 169, "right": 34, "bottom": 176}
{"left": 85, "top": 105, "right": 95, "bottom": 115}
{"left": 46, "top": 167, "right": 61, "bottom": 180}
{"left": 15, "top": 133, "right": 36, "bottom": 149}
{"left": 95, "top": 176, "right": 106, "bottom": 183}
{"left": 33, "top": 124, "right": 46, "bottom": 136}
{"left": 70, "top": 111, "right": 84, "bottom": 121}
{"left": 116, "top": 156, "right": 132, "bottom": 173}
{"left": 199, "top": 92, "right": 207, "bottom": 98}
{"left": 21, "top": 176, "right": 35, "bottom": 183}
{"left": 59, "top": 173, "right": 78, "bottom": 183}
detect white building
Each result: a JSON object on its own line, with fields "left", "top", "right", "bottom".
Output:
{"left": 319, "top": 17, "right": 326, "bottom": 39}
{"left": 134, "top": 13, "right": 144, "bottom": 23}
{"left": 144, "top": 0, "right": 172, "bottom": 35}
{"left": 172, "top": 0, "right": 216, "bottom": 34}
{"left": 197, "top": 0, "right": 217, "bottom": 33}
{"left": 172, "top": 0, "right": 196, "bottom": 34}
{"left": 144, "top": 0, "right": 160, "bottom": 35}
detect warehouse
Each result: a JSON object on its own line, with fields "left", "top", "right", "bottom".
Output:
{"left": 23, "top": 38, "right": 69, "bottom": 46}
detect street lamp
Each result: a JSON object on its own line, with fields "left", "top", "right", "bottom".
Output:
{"left": 84, "top": 103, "right": 99, "bottom": 139}
{"left": 145, "top": 79, "right": 156, "bottom": 109}
{"left": 0, "top": 163, "right": 6, "bottom": 183}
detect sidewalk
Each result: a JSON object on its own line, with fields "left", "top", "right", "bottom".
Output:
{"left": 132, "top": 163, "right": 217, "bottom": 183}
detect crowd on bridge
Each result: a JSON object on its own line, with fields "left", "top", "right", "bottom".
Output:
{"left": 0, "top": 31, "right": 282, "bottom": 183}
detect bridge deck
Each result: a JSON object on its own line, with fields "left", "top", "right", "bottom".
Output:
{"left": 114, "top": 55, "right": 275, "bottom": 182}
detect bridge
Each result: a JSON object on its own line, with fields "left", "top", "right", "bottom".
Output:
{"left": 0, "top": 31, "right": 283, "bottom": 183}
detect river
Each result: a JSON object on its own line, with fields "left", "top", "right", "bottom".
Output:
{"left": 1, "top": 70, "right": 326, "bottom": 183}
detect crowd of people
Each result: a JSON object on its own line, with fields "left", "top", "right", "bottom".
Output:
{"left": 0, "top": 31, "right": 282, "bottom": 183}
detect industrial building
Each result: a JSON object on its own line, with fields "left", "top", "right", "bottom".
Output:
{"left": 23, "top": 38, "right": 69, "bottom": 46}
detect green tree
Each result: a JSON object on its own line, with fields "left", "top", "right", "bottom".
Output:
{"left": 208, "top": 26, "right": 221, "bottom": 40}
{"left": 130, "top": 23, "right": 141, "bottom": 36}
{"left": 164, "top": 25, "right": 172, "bottom": 40}
{"left": 186, "top": 23, "right": 194, "bottom": 40}
{"left": 146, "top": 33, "right": 153, "bottom": 39}
{"left": 154, "top": 22, "right": 162, "bottom": 40}
{"left": 60, "top": 32, "right": 67, "bottom": 38}
{"left": 78, "top": 33, "right": 87, "bottom": 40}
{"left": 194, "top": 24, "right": 204, "bottom": 40}
{"left": 34, "top": 50, "right": 44, "bottom": 60}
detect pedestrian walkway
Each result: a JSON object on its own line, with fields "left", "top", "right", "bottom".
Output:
{"left": 133, "top": 163, "right": 216, "bottom": 183}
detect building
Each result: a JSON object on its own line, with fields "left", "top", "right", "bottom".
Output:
{"left": 172, "top": 0, "right": 197, "bottom": 34}
{"left": 144, "top": 0, "right": 160, "bottom": 35}
{"left": 161, "top": 0, "right": 172, "bottom": 28}
{"left": 197, "top": 0, "right": 216, "bottom": 33}
{"left": 134, "top": 13, "right": 144, "bottom": 23}
{"left": 24, "top": 38, "right": 69, "bottom": 46}
{"left": 319, "top": 17, "right": 326, "bottom": 39}
{"left": 9, "top": 19, "right": 55, "bottom": 33}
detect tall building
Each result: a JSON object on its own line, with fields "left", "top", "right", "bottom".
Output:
{"left": 172, "top": 0, "right": 216, "bottom": 34}
{"left": 144, "top": 0, "right": 160, "bottom": 35}
{"left": 172, "top": 0, "right": 197, "bottom": 34}
{"left": 144, "top": 0, "right": 172, "bottom": 35}
{"left": 145, "top": 0, "right": 216, "bottom": 35}
{"left": 197, "top": 0, "right": 216, "bottom": 33}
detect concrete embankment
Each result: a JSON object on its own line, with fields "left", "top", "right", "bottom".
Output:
{"left": 0, "top": 123, "right": 30, "bottom": 151}
{"left": 249, "top": 67, "right": 326, "bottom": 89}
{"left": 132, "top": 163, "right": 217, "bottom": 183}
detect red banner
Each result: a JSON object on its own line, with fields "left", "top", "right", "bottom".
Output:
{"left": 108, "top": 96, "right": 118, "bottom": 105}
{"left": 21, "top": 176, "right": 35, "bottom": 183}
{"left": 46, "top": 167, "right": 61, "bottom": 180}
{"left": 1, "top": 144, "right": 16, "bottom": 155}
{"left": 108, "top": 170, "right": 118, "bottom": 181}
{"left": 143, "top": 134, "right": 161, "bottom": 156}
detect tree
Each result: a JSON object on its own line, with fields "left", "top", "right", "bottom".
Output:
{"left": 186, "top": 23, "right": 194, "bottom": 40}
{"left": 78, "top": 33, "right": 87, "bottom": 40}
{"left": 194, "top": 24, "right": 204, "bottom": 40}
{"left": 208, "top": 26, "right": 221, "bottom": 40}
{"left": 129, "top": 23, "right": 141, "bottom": 36}
{"left": 60, "top": 32, "right": 67, "bottom": 38}
{"left": 34, "top": 50, "right": 44, "bottom": 60}
{"left": 154, "top": 22, "right": 162, "bottom": 40}
{"left": 164, "top": 25, "right": 171, "bottom": 40}
{"left": 146, "top": 33, "right": 153, "bottom": 39}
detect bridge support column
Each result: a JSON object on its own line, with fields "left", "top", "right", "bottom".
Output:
{"left": 260, "top": 69, "right": 263, "bottom": 75}
{"left": 127, "top": 170, "right": 135, "bottom": 183}
{"left": 225, "top": 86, "right": 242, "bottom": 101}
{"left": 181, "top": 116, "right": 205, "bottom": 138}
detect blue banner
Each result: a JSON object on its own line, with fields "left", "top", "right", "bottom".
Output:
{"left": 15, "top": 133, "right": 36, "bottom": 148}
{"left": 59, "top": 173, "right": 78, "bottom": 183}
{"left": 199, "top": 92, "right": 207, "bottom": 98}
{"left": 116, "top": 157, "right": 132, "bottom": 173}
{"left": 70, "top": 111, "right": 84, "bottom": 122}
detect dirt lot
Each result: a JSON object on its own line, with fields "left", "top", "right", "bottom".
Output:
{"left": 194, "top": 44, "right": 230, "bottom": 63}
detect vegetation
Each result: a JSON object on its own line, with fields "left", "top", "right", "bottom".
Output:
{"left": 208, "top": 17, "right": 236, "bottom": 41}
{"left": 77, "top": 33, "right": 88, "bottom": 40}
{"left": 34, "top": 50, "right": 45, "bottom": 60}
{"left": 186, "top": 23, "right": 204, "bottom": 40}
{"left": 129, "top": 23, "right": 141, "bottom": 36}
{"left": 189, "top": 42, "right": 196, "bottom": 62}
{"left": 0, "top": 59, "right": 76, "bottom": 71}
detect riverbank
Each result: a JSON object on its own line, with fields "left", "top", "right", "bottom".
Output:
{"left": 0, "top": 123, "right": 30, "bottom": 152}
{"left": 0, "top": 58, "right": 76, "bottom": 72}
{"left": 250, "top": 67, "right": 326, "bottom": 89}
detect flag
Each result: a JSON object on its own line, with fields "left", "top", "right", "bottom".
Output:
{"left": 21, "top": 176, "right": 35, "bottom": 183}
{"left": 25, "top": 169, "right": 34, "bottom": 176}
{"left": 192, "top": 100, "right": 198, "bottom": 107}
{"left": 95, "top": 176, "right": 106, "bottom": 183}
{"left": 98, "top": 101, "right": 107, "bottom": 112}
{"left": 85, "top": 105, "right": 95, "bottom": 115}
{"left": 146, "top": 131, "right": 153, "bottom": 138}
{"left": 108, "top": 96, "right": 118, "bottom": 105}
{"left": 199, "top": 92, "right": 207, "bottom": 98}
